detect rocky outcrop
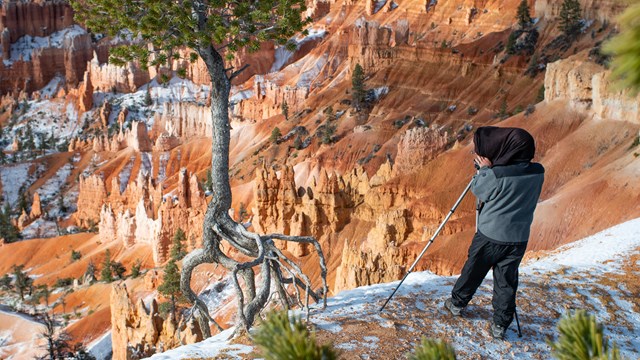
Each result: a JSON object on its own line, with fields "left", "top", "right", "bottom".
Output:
{"left": 534, "top": 0, "right": 626, "bottom": 23}
{"left": 159, "top": 102, "right": 213, "bottom": 138}
{"left": 307, "top": 0, "right": 331, "bottom": 20}
{"left": 253, "top": 165, "right": 355, "bottom": 256}
{"left": 78, "top": 71, "right": 93, "bottom": 112}
{"left": 92, "top": 167, "right": 205, "bottom": 265}
{"left": 76, "top": 174, "right": 108, "bottom": 228}
{"left": 110, "top": 283, "right": 204, "bottom": 360}
{"left": 0, "top": 1, "right": 75, "bottom": 42}
{"left": 88, "top": 52, "right": 151, "bottom": 93}
{"left": 29, "top": 192, "right": 42, "bottom": 219}
{"left": 545, "top": 55, "right": 640, "bottom": 123}
{"left": 154, "top": 132, "right": 180, "bottom": 152}
{"left": 1, "top": 28, "right": 9, "bottom": 61}
{"left": 394, "top": 126, "right": 450, "bottom": 175}
{"left": 0, "top": 27, "right": 92, "bottom": 93}
{"left": 231, "top": 75, "right": 310, "bottom": 122}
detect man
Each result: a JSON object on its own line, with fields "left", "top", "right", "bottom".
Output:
{"left": 444, "top": 126, "right": 545, "bottom": 339}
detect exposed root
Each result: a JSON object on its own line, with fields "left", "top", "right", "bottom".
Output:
{"left": 181, "top": 208, "right": 328, "bottom": 337}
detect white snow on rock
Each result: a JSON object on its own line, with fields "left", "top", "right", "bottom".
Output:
{"left": 119, "top": 157, "right": 135, "bottom": 193}
{"left": 229, "top": 89, "right": 254, "bottom": 104}
{"left": 39, "top": 75, "right": 65, "bottom": 98}
{"left": 270, "top": 28, "right": 327, "bottom": 73}
{"left": 296, "top": 53, "right": 328, "bottom": 88}
{"left": 88, "top": 331, "right": 113, "bottom": 360}
{"left": 145, "top": 329, "right": 253, "bottom": 360}
{"left": 0, "top": 163, "right": 31, "bottom": 206}
{"left": 38, "top": 163, "right": 73, "bottom": 203}
{"left": 145, "top": 217, "right": 640, "bottom": 359}
{"left": 20, "top": 218, "right": 58, "bottom": 239}
{"left": 2, "top": 25, "right": 87, "bottom": 65}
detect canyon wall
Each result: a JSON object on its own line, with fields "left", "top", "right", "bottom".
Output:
{"left": 545, "top": 55, "right": 640, "bottom": 124}
{"left": 111, "top": 283, "right": 204, "bottom": 360}
{"left": 0, "top": 1, "right": 74, "bottom": 42}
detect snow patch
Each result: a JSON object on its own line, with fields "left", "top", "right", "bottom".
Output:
{"left": 373, "top": 0, "right": 387, "bottom": 14}
{"left": 270, "top": 28, "right": 327, "bottom": 73}
{"left": 38, "top": 163, "right": 73, "bottom": 204}
{"left": 229, "top": 90, "right": 254, "bottom": 104}
{"left": 144, "top": 328, "right": 253, "bottom": 360}
{"left": 0, "top": 163, "right": 30, "bottom": 206}
{"left": 119, "top": 157, "right": 135, "bottom": 193}
{"left": 88, "top": 331, "right": 113, "bottom": 360}
{"left": 2, "top": 25, "right": 86, "bottom": 65}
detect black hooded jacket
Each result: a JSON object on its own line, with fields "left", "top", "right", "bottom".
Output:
{"left": 471, "top": 127, "right": 545, "bottom": 244}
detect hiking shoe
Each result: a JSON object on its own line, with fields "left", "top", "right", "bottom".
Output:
{"left": 444, "top": 298, "right": 463, "bottom": 316}
{"left": 491, "top": 322, "right": 506, "bottom": 340}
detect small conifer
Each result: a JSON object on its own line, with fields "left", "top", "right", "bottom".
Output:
{"left": 559, "top": 0, "right": 582, "bottom": 38}
{"left": 516, "top": 0, "right": 532, "bottom": 29}
{"left": 158, "top": 259, "right": 181, "bottom": 321}
{"left": 281, "top": 100, "right": 289, "bottom": 121}
{"left": 270, "top": 127, "right": 282, "bottom": 143}
{"left": 100, "top": 249, "right": 113, "bottom": 282}
{"left": 170, "top": 228, "right": 187, "bottom": 261}
{"left": 549, "top": 310, "right": 621, "bottom": 360}
{"left": 253, "top": 311, "right": 337, "bottom": 360}
{"left": 352, "top": 63, "right": 366, "bottom": 111}
{"left": 409, "top": 338, "right": 457, "bottom": 360}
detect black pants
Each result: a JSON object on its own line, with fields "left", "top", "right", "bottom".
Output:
{"left": 451, "top": 232, "right": 527, "bottom": 328}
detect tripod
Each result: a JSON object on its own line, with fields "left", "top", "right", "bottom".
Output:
{"left": 379, "top": 178, "right": 473, "bottom": 312}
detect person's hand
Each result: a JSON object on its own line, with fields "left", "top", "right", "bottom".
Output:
{"left": 474, "top": 155, "right": 492, "bottom": 168}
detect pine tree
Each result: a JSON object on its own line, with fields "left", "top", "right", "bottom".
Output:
{"left": 536, "top": 84, "right": 546, "bottom": 102}
{"left": 17, "top": 190, "right": 29, "bottom": 214}
{"left": 69, "top": 0, "right": 324, "bottom": 333}
{"left": 603, "top": 2, "right": 640, "bottom": 94}
{"left": 497, "top": 99, "right": 509, "bottom": 119}
{"left": 281, "top": 100, "right": 289, "bottom": 121}
{"left": 84, "top": 261, "right": 96, "bottom": 284}
{"left": 318, "top": 121, "right": 337, "bottom": 145}
{"left": 144, "top": 86, "right": 153, "bottom": 106}
{"left": 0, "top": 274, "right": 12, "bottom": 290}
{"left": 37, "top": 284, "right": 50, "bottom": 307}
{"left": 131, "top": 259, "right": 142, "bottom": 278}
{"left": 293, "top": 135, "right": 303, "bottom": 150}
{"left": 170, "top": 228, "right": 187, "bottom": 261}
{"left": 158, "top": 259, "right": 181, "bottom": 321}
{"left": 100, "top": 249, "right": 113, "bottom": 282}
{"left": 47, "top": 131, "right": 57, "bottom": 149}
{"left": 23, "top": 124, "right": 35, "bottom": 153}
{"left": 549, "top": 310, "right": 621, "bottom": 360}
{"left": 324, "top": 106, "right": 335, "bottom": 122}
{"left": 12, "top": 264, "right": 33, "bottom": 301}
{"left": 270, "top": 127, "right": 282, "bottom": 143}
{"left": 111, "top": 261, "right": 126, "bottom": 279}
{"left": 352, "top": 63, "right": 366, "bottom": 111}
{"left": 516, "top": 0, "right": 532, "bottom": 29}
{"left": 559, "top": 0, "right": 582, "bottom": 38}
{"left": 0, "top": 202, "right": 21, "bottom": 243}
{"left": 409, "top": 338, "right": 457, "bottom": 360}
{"left": 253, "top": 311, "right": 338, "bottom": 360}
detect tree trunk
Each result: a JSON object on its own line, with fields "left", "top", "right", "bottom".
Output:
{"left": 179, "top": 2, "right": 328, "bottom": 337}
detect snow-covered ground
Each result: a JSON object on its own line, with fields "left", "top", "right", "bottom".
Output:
{"left": 145, "top": 217, "right": 640, "bottom": 359}
{"left": 0, "top": 163, "right": 31, "bottom": 206}
{"left": 88, "top": 331, "right": 113, "bottom": 360}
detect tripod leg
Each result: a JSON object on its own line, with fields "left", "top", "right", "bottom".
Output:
{"left": 514, "top": 307, "right": 522, "bottom": 337}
